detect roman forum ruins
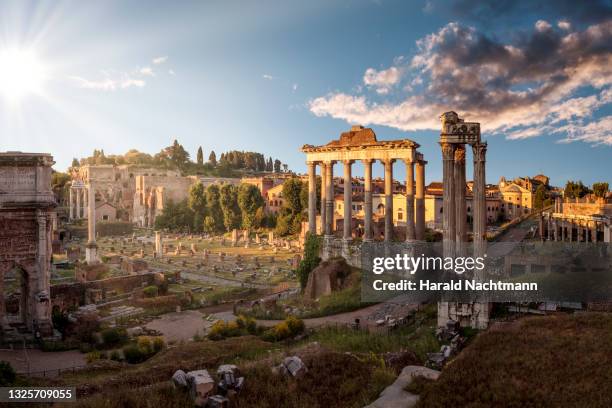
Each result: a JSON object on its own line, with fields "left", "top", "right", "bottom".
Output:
{"left": 0, "top": 152, "right": 56, "bottom": 336}
{"left": 302, "top": 114, "right": 491, "bottom": 329}
{"left": 301, "top": 125, "right": 427, "bottom": 244}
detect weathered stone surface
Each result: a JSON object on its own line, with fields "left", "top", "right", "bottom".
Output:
{"left": 0, "top": 152, "right": 56, "bottom": 336}
{"left": 186, "top": 369, "right": 215, "bottom": 407}
{"left": 172, "top": 369, "right": 188, "bottom": 388}
{"left": 278, "top": 356, "right": 308, "bottom": 378}
{"left": 304, "top": 258, "right": 351, "bottom": 300}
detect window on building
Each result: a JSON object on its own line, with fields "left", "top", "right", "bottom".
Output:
{"left": 103, "top": 215, "right": 109, "bottom": 221}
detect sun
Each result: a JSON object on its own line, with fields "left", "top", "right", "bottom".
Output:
{"left": 0, "top": 48, "right": 47, "bottom": 104}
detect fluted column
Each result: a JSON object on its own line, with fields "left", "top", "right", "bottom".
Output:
{"left": 472, "top": 142, "right": 487, "bottom": 259}
{"left": 415, "top": 160, "right": 426, "bottom": 240}
{"left": 324, "top": 161, "right": 334, "bottom": 237}
{"left": 405, "top": 160, "right": 416, "bottom": 241}
{"left": 363, "top": 159, "right": 373, "bottom": 242}
{"left": 307, "top": 162, "right": 317, "bottom": 234}
{"left": 454, "top": 145, "right": 467, "bottom": 256}
{"left": 343, "top": 160, "right": 353, "bottom": 241}
{"left": 320, "top": 163, "right": 327, "bottom": 234}
{"left": 384, "top": 159, "right": 394, "bottom": 242}
{"left": 441, "top": 143, "right": 456, "bottom": 258}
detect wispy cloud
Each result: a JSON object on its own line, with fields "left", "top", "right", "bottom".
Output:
{"left": 70, "top": 75, "right": 145, "bottom": 91}
{"left": 152, "top": 56, "right": 168, "bottom": 65}
{"left": 262, "top": 74, "right": 274, "bottom": 80}
{"left": 140, "top": 66, "right": 154, "bottom": 76}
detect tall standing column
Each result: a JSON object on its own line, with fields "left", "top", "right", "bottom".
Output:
{"left": 343, "top": 160, "right": 353, "bottom": 241}
{"left": 472, "top": 142, "right": 487, "bottom": 260}
{"left": 441, "top": 143, "right": 456, "bottom": 258}
{"left": 85, "top": 184, "right": 98, "bottom": 264}
{"left": 84, "top": 188, "right": 88, "bottom": 219}
{"left": 320, "top": 163, "right": 327, "bottom": 234}
{"left": 415, "top": 160, "right": 426, "bottom": 240}
{"left": 69, "top": 187, "right": 74, "bottom": 220}
{"left": 454, "top": 145, "right": 467, "bottom": 256}
{"left": 307, "top": 162, "right": 317, "bottom": 234}
{"left": 76, "top": 187, "right": 81, "bottom": 219}
{"left": 405, "top": 160, "right": 416, "bottom": 241}
{"left": 592, "top": 222, "right": 597, "bottom": 243}
{"left": 363, "top": 159, "right": 373, "bottom": 242}
{"left": 324, "top": 161, "right": 334, "bottom": 237}
{"left": 384, "top": 159, "right": 394, "bottom": 242}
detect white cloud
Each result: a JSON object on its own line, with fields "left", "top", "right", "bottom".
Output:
{"left": 558, "top": 20, "right": 571, "bottom": 30}
{"left": 152, "top": 56, "right": 168, "bottom": 65}
{"left": 140, "top": 66, "right": 154, "bottom": 76}
{"left": 363, "top": 66, "right": 404, "bottom": 94}
{"left": 168, "top": 69, "right": 175, "bottom": 75}
{"left": 556, "top": 116, "right": 612, "bottom": 145}
{"left": 262, "top": 74, "right": 274, "bottom": 80}
{"left": 309, "top": 20, "right": 612, "bottom": 147}
{"left": 292, "top": 83, "right": 298, "bottom": 92}
{"left": 70, "top": 75, "right": 146, "bottom": 91}
{"left": 535, "top": 19, "right": 552, "bottom": 32}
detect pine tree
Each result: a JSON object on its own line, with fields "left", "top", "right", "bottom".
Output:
{"left": 209, "top": 151, "right": 217, "bottom": 166}
{"left": 196, "top": 146, "right": 204, "bottom": 165}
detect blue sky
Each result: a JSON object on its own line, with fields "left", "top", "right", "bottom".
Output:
{"left": 1, "top": 0, "right": 610, "bottom": 187}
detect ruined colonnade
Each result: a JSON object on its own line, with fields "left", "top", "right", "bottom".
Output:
{"left": 302, "top": 126, "right": 426, "bottom": 242}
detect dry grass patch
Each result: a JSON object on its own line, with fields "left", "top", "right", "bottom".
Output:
{"left": 418, "top": 313, "right": 612, "bottom": 408}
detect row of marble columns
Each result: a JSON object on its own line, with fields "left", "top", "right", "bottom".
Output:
{"left": 546, "top": 217, "right": 602, "bottom": 242}
{"left": 69, "top": 186, "right": 88, "bottom": 220}
{"left": 307, "top": 159, "right": 426, "bottom": 242}
{"left": 440, "top": 142, "right": 487, "bottom": 259}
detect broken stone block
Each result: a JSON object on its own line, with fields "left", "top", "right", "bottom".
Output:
{"left": 186, "top": 369, "right": 215, "bottom": 407}
{"left": 172, "top": 369, "right": 188, "bottom": 388}
{"left": 278, "top": 356, "right": 307, "bottom": 378}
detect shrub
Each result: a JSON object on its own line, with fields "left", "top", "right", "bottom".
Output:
{"left": 273, "top": 322, "right": 291, "bottom": 340}
{"left": 109, "top": 350, "right": 121, "bottom": 361}
{"left": 86, "top": 351, "right": 101, "bottom": 363}
{"left": 236, "top": 315, "right": 257, "bottom": 334}
{"left": 0, "top": 361, "right": 16, "bottom": 386}
{"left": 207, "top": 320, "right": 242, "bottom": 340}
{"left": 101, "top": 327, "right": 128, "bottom": 347}
{"left": 143, "top": 285, "right": 159, "bottom": 298}
{"left": 286, "top": 316, "right": 305, "bottom": 336}
{"left": 137, "top": 336, "right": 152, "bottom": 354}
{"left": 122, "top": 344, "right": 146, "bottom": 364}
{"left": 297, "top": 233, "right": 322, "bottom": 289}
{"left": 152, "top": 336, "right": 165, "bottom": 352}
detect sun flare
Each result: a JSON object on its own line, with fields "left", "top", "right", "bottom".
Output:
{"left": 0, "top": 48, "right": 46, "bottom": 103}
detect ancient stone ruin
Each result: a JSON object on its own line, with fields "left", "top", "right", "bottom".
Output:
{"left": 0, "top": 152, "right": 56, "bottom": 336}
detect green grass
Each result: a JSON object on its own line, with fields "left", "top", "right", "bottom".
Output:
{"left": 309, "top": 306, "right": 440, "bottom": 362}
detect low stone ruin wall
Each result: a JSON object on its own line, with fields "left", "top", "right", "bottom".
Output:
{"left": 50, "top": 273, "right": 157, "bottom": 312}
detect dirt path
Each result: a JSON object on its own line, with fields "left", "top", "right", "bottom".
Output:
{"left": 0, "top": 349, "right": 86, "bottom": 376}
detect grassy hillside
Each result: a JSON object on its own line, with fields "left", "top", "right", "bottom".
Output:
{"left": 416, "top": 313, "right": 612, "bottom": 408}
